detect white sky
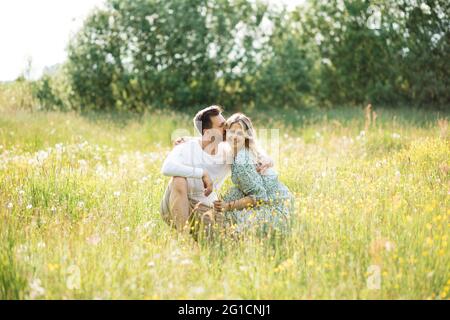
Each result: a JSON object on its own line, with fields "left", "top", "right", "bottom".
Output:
{"left": 0, "top": 0, "right": 304, "bottom": 81}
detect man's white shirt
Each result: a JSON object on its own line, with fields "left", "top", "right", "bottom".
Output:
{"left": 161, "top": 138, "right": 232, "bottom": 206}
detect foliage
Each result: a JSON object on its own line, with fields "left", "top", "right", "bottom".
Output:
{"left": 296, "top": 0, "right": 450, "bottom": 106}
{"left": 65, "top": 0, "right": 276, "bottom": 111}
{"left": 30, "top": 0, "right": 450, "bottom": 111}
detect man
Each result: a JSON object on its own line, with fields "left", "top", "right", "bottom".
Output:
{"left": 160, "top": 105, "right": 272, "bottom": 236}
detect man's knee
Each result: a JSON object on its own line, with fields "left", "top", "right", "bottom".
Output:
{"left": 171, "top": 176, "right": 188, "bottom": 195}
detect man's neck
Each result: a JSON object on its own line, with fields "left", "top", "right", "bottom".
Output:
{"left": 201, "top": 138, "right": 219, "bottom": 155}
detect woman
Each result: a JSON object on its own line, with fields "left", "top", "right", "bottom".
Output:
{"left": 214, "top": 113, "right": 294, "bottom": 236}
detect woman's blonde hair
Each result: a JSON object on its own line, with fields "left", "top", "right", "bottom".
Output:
{"left": 225, "top": 113, "right": 264, "bottom": 162}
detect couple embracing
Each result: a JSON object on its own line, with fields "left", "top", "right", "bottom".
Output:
{"left": 160, "top": 105, "right": 294, "bottom": 240}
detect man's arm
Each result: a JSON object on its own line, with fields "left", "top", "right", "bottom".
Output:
{"left": 161, "top": 143, "right": 213, "bottom": 196}
{"left": 161, "top": 144, "right": 203, "bottom": 178}
{"left": 172, "top": 136, "right": 194, "bottom": 146}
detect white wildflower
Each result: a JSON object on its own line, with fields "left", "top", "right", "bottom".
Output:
{"left": 36, "top": 150, "right": 49, "bottom": 163}
{"left": 55, "top": 143, "right": 64, "bottom": 154}
{"left": 37, "top": 242, "right": 46, "bottom": 249}
{"left": 78, "top": 159, "right": 88, "bottom": 167}
{"left": 384, "top": 241, "right": 394, "bottom": 252}
{"left": 142, "top": 221, "right": 155, "bottom": 230}
{"left": 66, "top": 265, "right": 81, "bottom": 290}
{"left": 78, "top": 141, "right": 88, "bottom": 150}
{"left": 29, "top": 278, "right": 45, "bottom": 299}
{"left": 86, "top": 234, "right": 101, "bottom": 245}
{"left": 190, "top": 286, "right": 205, "bottom": 295}
{"left": 140, "top": 176, "right": 149, "bottom": 184}
{"left": 180, "top": 258, "right": 193, "bottom": 266}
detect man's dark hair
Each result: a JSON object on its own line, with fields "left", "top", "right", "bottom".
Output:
{"left": 193, "top": 105, "right": 223, "bottom": 135}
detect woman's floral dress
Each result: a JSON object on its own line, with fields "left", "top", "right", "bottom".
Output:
{"left": 222, "top": 148, "right": 294, "bottom": 235}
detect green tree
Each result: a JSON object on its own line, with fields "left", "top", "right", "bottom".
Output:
{"left": 66, "top": 0, "right": 276, "bottom": 111}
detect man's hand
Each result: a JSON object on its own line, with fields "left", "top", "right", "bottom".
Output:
{"left": 173, "top": 136, "right": 188, "bottom": 146}
{"left": 202, "top": 171, "right": 213, "bottom": 197}
{"left": 256, "top": 155, "right": 273, "bottom": 174}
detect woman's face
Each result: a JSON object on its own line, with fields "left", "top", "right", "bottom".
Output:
{"left": 226, "top": 122, "right": 246, "bottom": 151}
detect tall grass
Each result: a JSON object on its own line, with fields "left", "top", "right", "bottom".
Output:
{"left": 0, "top": 105, "right": 448, "bottom": 299}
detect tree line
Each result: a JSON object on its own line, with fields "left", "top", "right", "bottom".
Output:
{"left": 32, "top": 0, "right": 450, "bottom": 112}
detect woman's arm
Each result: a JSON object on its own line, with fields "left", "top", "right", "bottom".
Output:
{"left": 213, "top": 196, "right": 256, "bottom": 212}
{"left": 226, "top": 196, "right": 256, "bottom": 211}
{"left": 234, "top": 162, "right": 269, "bottom": 202}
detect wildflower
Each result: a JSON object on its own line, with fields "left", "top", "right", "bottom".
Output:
{"left": 36, "top": 150, "right": 49, "bottom": 162}
{"left": 86, "top": 234, "right": 101, "bottom": 246}
{"left": 180, "top": 258, "right": 193, "bottom": 266}
{"left": 147, "top": 261, "right": 156, "bottom": 268}
{"left": 51, "top": 206, "right": 57, "bottom": 213}
{"left": 37, "top": 242, "right": 46, "bottom": 249}
{"left": 26, "top": 204, "right": 33, "bottom": 210}
{"left": 55, "top": 143, "right": 64, "bottom": 153}
{"left": 140, "top": 176, "right": 149, "bottom": 184}
{"left": 6, "top": 202, "right": 13, "bottom": 209}
{"left": 190, "top": 286, "right": 205, "bottom": 295}
{"left": 356, "top": 130, "right": 366, "bottom": 141}
{"left": 66, "top": 265, "right": 81, "bottom": 290}
{"left": 78, "top": 159, "right": 88, "bottom": 169}
{"left": 77, "top": 201, "right": 85, "bottom": 209}
{"left": 142, "top": 221, "right": 155, "bottom": 230}
{"left": 78, "top": 141, "right": 88, "bottom": 150}
{"left": 384, "top": 241, "right": 395, "bottom": 252}
{"left": 29, "top": 278, "right": 45, "bottom": 299}
{"left": 392, "top": 133, "right": 400, "bottom": 139}
{"left": 47, "top": 263, "right": 59, "bottom": 271}
{"left": 113, "top": 191, "right": 121, "bottom": 198}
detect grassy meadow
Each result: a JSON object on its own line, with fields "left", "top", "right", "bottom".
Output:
{"left": 0, "top": 105, "right": 449, "bottom": 299}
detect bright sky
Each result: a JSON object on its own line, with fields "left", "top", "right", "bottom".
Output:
{"left": 0, "top": 0, "right": 304, "bottom": 81}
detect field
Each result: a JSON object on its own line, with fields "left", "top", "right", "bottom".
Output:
{"left": 0, "top": 106, "right": 449, "bottom": 299}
